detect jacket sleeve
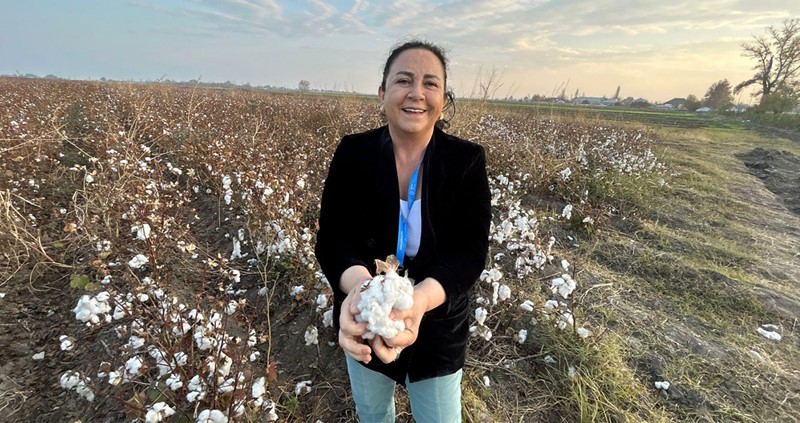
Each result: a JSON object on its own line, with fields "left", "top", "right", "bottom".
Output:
{"left": 425, "top": 144, "right": 491, "bottom": 313}
{"left": 315, "top": 137, "right": 369, "bottom": 302}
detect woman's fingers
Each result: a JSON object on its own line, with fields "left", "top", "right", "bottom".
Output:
{"left": 339, "top": 330, "right": 371, "bottom": 363}
{"left": 370, "top": 336, "right": 401, "bottom": 364}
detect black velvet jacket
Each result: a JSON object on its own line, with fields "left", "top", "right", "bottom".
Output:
{"left": 315, "top": 125, "right": 491, "bottom": 383}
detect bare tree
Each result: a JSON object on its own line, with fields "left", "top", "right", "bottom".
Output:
{"left": 470, "top": 67, "right": 505, "bottom": 101}
{"left": 735, "top": 18, "right": 800, "bottom": 105}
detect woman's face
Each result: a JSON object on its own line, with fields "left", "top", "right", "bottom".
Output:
{"left": 379, "top": 48, "right": 446, "bottom": 141}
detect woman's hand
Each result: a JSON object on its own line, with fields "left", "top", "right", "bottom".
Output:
{"left": 369, "top": 336, "right": 403, "bottom": 364}
{"left": 339, "top": 284, "right": 371, "bottom": 363}
{"left": 383, "top": 277, "right": 446, "bottom": 349}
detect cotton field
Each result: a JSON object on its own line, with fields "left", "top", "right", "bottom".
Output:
{"left": 0, "top": 77, "right": 666, "bottom": 421}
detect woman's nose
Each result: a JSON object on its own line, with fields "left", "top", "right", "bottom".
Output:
{"left": 408, "top": 81, "right": 424, "bottom": 99}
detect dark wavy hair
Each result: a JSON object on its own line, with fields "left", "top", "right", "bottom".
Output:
{"left": 381, "top": 39, "right": 456, "bottom": 129}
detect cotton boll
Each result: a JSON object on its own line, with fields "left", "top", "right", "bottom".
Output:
{"left": 166, "top": 373, "right": 183, "bottom": 390}
{"left": 188, "top": 375, "right": 203, "bottom": 391}
{"left": 128, "top": 254, "right": 149, "bottom": 269}
{"left": 73, "top": 293, "right": 112, "bottom": 325}
{"left": 230, "top": 238, "right": 242, "bottom": 260}
{"left": 131, "top": 223, "right": 151, "bottom": 240}
{"left": 474, "top": 307, "right": 488, "bottom": 326}
{"left": 75, "top": 381, "right": 95, "bottom": 402}
{"left": 561, "top": 204, "right": 572, "bottom": 220}
{"left": 60, "top": 371, "right": 94, "bottom": 401}
{"left": 289, "top": 285, "right": 305, "bottom": 297}
{"left": 654, "top": 381, "right": 670, "bottom": 391}
{"left": 187, "top": 390, "right": 206, "bottom": 403}
{"left": 145, "top": 402, "right": 176, "bottom": 422}
{"left": 551, "top": 274, "right": 576, "bottom": 299}
{"left": 295, "top": 380, "right": 312, "bottom": 395}
{"left": 224, "top": 300, "right": 238, "bottom": 315}
{"left": 356, "top": 258, "right": 414, "bottom": 339}
{"left": 473, "top": 325, "right": 492, "bottom": 341}
{"left": 125, "top": 356, "right": 144, "bottom": 380}
{"left": 196, "top": 409, "right": 227, "bottom": 423}
{"left": 252, "top": 377, "right": 266, "bottom": 399}
{"left": 174, "top": 352, "right": 188, "bottom": 366}
{"left": 304, "top": 325, "right": 319, "bottom": 346}
{"left": 113, "top": 304, "right": 126, "bottom": 320}
{"left": 559, "top": 167, "right": 572, "bottom": 181}
{"left": 556, "top": 312, "right": 574, "bottom": 330}
{"left": 316, "top": 293, "right": 328, "bottom": 310}
{"left": 60, "top": 371, "right": 80, "bottom": 390}
{"left": 194, "top": 331, "right": 214, "bottom": 350}
{"left": 498, "top": 285, "right": 511, "bottom": 302}
{"left": 263, "top": 399, "right": 279, "bottom": 421}
{"left": 516, "top": 329, "right": 527, "bottom": 344}
{"left": 128, "top": 335, "right": 145, "bottom": 350}
{"left": 482, "top": 375, "right": 491, "bottom": 387}
{"left": 519, "top": 300, "right": 535, "bottom": 312}
{"left": 216, "top": 353, "right": 233, "bottom": 377}
{"left": 543, "top": 355, "right": 556, "bottom": 365}
{"left": 32, "top": 351, "right": 45, "bottom": 360}
{"left": 108, "top": 370, "right": 122, "bottom": 386}
{"left": 217, "top": 378, "right": 235, "bottom": 393}
{"left": 576, "top": 327, "right": 591, "bottom": 339}
{"left": 322, "top": 309, "right": 333, "bottom": 328}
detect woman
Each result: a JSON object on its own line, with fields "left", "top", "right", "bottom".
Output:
{"left": 315, "top": 40, "right": 491, "bottom": 422}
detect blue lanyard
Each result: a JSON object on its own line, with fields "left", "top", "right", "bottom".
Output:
{"left": 396, "top": 164, "right": 421, "bottom": 266}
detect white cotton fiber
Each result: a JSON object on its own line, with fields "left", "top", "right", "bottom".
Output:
{"left": 356, "top": 256, "right": 414, "bottom": 339}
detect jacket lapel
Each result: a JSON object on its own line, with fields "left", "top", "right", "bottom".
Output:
{"left": 377, "top": 128, "right": 400, "bottom": 254}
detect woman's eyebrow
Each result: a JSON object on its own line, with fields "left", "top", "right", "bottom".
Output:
{"left": 393, "top": 71, "right": 442, "bottom": 81}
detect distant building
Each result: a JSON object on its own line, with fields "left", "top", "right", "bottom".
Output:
{"left": 664, "top": 98, "right": 687, "bottom": 110}
{"left": 573, "top": 96, "right": 617, "bottom": 106}
{"left": 727, "top": 104, "right": 750, "bottom": 113}
{"left": 696, "top": 107, "right": 712, "bottom": 113}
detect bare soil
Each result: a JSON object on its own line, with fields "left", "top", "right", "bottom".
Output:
{"left": 737, "top": 147, "right": 800, "bottom": 216}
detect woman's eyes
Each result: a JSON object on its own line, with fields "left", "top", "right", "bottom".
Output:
{"left": 395, "top": 79, "right": 439, "bottom": 88}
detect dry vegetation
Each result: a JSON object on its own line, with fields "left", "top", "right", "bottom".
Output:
{"left": 1, "top": 77, "right": 798, "bottom": 422}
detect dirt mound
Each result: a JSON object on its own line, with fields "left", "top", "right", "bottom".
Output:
{"left": 737, "top": 148, "right": 800, "bottom": 215}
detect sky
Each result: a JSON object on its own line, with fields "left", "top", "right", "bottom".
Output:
{"left": 2, "top": 0, "right": 799, "bottom": 103}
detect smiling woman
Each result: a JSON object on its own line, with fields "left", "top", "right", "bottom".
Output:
{"left": 315, "top": 39, "right": 491, "bottom": 423}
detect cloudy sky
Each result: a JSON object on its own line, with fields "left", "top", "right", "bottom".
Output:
{"left": 2, "top": 0, "right": 798, "bottom": 102}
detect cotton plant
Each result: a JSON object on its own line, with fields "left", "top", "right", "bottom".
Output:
{"left": 469, "top": 307, "right": 493, "bottom": 341}
{"left": 60, "top": 264, "right": 282, "bottom": 421}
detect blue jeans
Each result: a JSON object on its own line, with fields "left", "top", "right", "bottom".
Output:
{"left": 345, "top": 354, "right": 463, "bottom": 423}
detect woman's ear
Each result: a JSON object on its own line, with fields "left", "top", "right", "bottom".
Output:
{"left": 378, "top": 86, "right": 385, "bottom": 101}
